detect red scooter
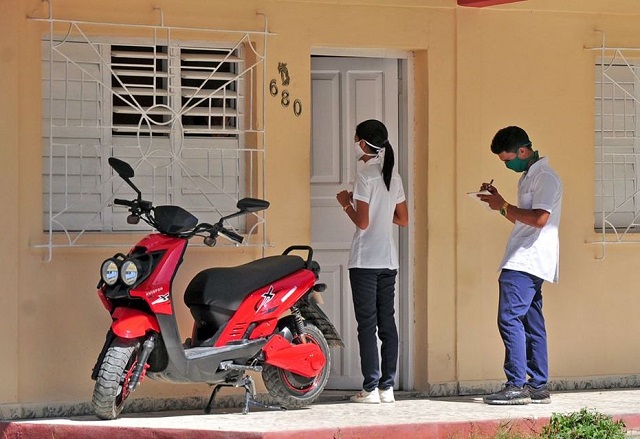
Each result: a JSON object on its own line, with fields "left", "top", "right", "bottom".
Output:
{"left": 90, "top": 157, "right": 343, "bottom": 420}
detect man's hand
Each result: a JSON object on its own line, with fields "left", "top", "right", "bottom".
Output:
{"left": 480, "top": 181, "right": 494, "bottom": 192}
{"left": 477, "top": 183, "right": 506, "bottom": 211}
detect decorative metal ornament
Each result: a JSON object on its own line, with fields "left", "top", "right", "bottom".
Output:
{"left": 278, "top": 62, "right": 290, "bottom": 86}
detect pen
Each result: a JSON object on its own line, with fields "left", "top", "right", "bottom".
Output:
{"left": 487, "top": 179, "right": 494, "bottom": 190}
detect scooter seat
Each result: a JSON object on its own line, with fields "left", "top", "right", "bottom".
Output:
{"left": 184, "top": 255, "right": 306, "bottom": 310}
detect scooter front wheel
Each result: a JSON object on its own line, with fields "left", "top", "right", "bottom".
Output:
{"left": 91, "top": 338, "right": 141, "bottom": 420}
{"left": 262, "top": 323, "right": 330, "bottom": 409}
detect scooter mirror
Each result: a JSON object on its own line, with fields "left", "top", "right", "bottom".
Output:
{"left": 108, "top": 157, "right": 135, "bottom": 179}
{"left": 237, "top": 198, "right": 270, "bottom": 213}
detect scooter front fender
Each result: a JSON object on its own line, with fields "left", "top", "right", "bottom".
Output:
{"left": 263, "top": 334, "right": 326, "bottom": 378}
{"left": 111, "top": 307, "right": 160, "bottom": 339}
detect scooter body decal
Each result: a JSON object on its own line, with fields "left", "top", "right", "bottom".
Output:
{"left": 258, "top": 286, "right": 275, "bottom": 310}
{"left": 151, "top": 293, "right": 170, "bottom": 305}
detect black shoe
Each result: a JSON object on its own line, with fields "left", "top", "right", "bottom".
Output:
{"left": 526, "top": 384, "right": 551, "bottom": 404}
{"left": 483, "top": 384, "right": 531, "bottom": 405}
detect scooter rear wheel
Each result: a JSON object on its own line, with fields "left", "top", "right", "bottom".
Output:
{"left": 262, "top": 323, "right": 330, "bottom": 408}
{"left": 91, "top": 338, "right": 141, "bottom": 420}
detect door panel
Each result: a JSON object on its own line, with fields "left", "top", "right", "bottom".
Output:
{"left": 311, "top": 56, "right": 399, "bottom": 389}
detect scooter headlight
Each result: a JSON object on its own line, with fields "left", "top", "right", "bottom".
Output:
{"left": 100, "top": 259, "right": 120, "bottom": 286}
{"left": 120, "top": 259, "right": 141, "bottom": 286}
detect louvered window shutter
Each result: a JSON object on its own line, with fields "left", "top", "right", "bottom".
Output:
{"left": 595, "top": 60, "right": 639, "bottom": 230}
{"left": 180, "top": 48, "right": 242, "bottom": 135}
{"left": 42, "top": 40, "right": 105, "bottom": 232}
{"left": 111, "top": 45, "right": 170, "bottom": 135}
{"left": 44, "top": 40, "right": 247, "bottom": 233}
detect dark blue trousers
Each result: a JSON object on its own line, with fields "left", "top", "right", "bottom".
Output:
{"left": 498, "top": 269, "right": 548, "bottom": 388}
{"left": 349, "top": 268, "right": 398, "bottom": 392}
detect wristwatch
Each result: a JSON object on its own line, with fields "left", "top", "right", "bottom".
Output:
{"left": 499, "top": 202, "right": 510, "bottom": 217}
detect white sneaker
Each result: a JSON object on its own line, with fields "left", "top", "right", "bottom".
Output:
{"left": 379, "top": 387, "right": 395, "bottom": 403}
{"left": 350, "top": 389, "right": 381, "bottom": 404}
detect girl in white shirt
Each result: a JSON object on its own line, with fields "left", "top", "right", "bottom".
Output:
{"left": 336, "top": 119, "right": 408, "bottom": 404}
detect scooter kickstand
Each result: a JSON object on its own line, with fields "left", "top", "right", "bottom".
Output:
{"left": 241, "top": 375, "right": 285, "bottom": 415}
{"left": 204, "top": 383, "right": 226, "bottom": 414}
{"left": 204, "top": 375, "right": 285, "bottom": 415}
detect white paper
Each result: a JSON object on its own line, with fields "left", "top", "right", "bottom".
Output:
{"left": 467, "top": 190, "right": 492, "bottom": 210}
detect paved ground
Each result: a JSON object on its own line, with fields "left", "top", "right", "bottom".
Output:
{"left": 2, "top": 389, "right": 640, "bottom": 438}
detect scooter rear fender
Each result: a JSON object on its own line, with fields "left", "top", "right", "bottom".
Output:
{"left": 111, "top": 307, "right": 160, "bottom": 339}
{"left": 263, "top": 334, "right": 326, "bottom": 378}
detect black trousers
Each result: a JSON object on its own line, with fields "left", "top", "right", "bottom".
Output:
{"left": 349, "top": 268, "right": 398, "bottom": 392}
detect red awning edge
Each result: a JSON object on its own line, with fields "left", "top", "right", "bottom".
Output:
{"left": 458, "top": 0, "right": 526, "bottom": 7}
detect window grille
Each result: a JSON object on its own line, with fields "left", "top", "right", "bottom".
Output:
{"left": 35, "top": 9, "right": 270, "bottom": 261}
{"left": 594, "top": 51, "right": 640, "bottom": 240}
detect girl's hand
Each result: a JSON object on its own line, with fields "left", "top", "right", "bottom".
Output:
{"left": 336, "top": 190, "right": 352, "bottom": 208}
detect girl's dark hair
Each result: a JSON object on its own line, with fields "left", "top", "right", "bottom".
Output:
{"left": 355, "top": 119, "right": 395, "bottom": 190}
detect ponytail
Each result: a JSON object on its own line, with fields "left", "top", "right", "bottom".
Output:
{"left": 355, "top": 119, "right": 395, "bottom": 191}
{"left": 381, "top": 140, "right": 394, "bottom": 191}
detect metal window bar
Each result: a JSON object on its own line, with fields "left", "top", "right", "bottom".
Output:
{"left": 590, "top": 31, "right": 640, "bottom": 257}
{"left": 31, "top": 1, "right": 271, "bottom": 262}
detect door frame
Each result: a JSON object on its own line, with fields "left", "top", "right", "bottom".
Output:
{"left": 310, "top": 47, "right": 416, "bottom": 390}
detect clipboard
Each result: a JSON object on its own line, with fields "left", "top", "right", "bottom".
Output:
{"left": 466, "top": 190, "right": 492, "bottom": 210}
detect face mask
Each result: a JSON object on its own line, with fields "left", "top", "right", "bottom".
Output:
{"left": 354, "top": 141, "right": 366, "bottom": 161}
{"left": 354, "top": 141, "right": 379, "bottom": 161}
{"left": 505, "top": 150, "right": 539, "bottom": 173}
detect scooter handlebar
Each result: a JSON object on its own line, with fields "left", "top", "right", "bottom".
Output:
{"left": 219, "top": 228, "right": 244, "bottom": 244}
{"left": 114, "top": 198, "right": 134, "bottom": 207}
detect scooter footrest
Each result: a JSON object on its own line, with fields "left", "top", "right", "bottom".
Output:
{"left": 219, "top": 361, "right": 262, "bottom": 373}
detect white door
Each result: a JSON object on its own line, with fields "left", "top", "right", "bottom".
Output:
{"left": 310, "top": 56, "right": 400, "bottom": 389}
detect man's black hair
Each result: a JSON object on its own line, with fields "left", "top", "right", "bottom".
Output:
{"left": 490, "top": 126, "right": 532, "bottom": 154}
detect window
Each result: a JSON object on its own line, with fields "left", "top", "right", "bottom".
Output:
{"left": 110, "top": 45, "right": 240, "bottom": 136}
{"left": 42, "top": 38, "right": 254, "bottom": 235}
{"left": 594, "top": 55, "right": 640, "bottom": 234}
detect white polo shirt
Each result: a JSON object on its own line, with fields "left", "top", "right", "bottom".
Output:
{"left": 348, "top": 157, "right": 406, "bottom": 270}
{"left": 500, "top": 157, "right": 563, "bottom": 283}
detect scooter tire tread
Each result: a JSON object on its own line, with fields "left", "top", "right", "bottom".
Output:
{"left": 91, "top": 339, "right": 140, "bottom": 420}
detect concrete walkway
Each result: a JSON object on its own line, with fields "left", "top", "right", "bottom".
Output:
{"left": 2, "top": 389, "right": 640, "bottom": 438}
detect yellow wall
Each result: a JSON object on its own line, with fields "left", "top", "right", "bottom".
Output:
{"left": 4, "top": 0, "right": 640, "bottom": 412}
{"left": 455, "top": 3, "right": 640, "bottom": 391}
{"left": 0, "top": 0, "right": 21, "bottom": 405}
